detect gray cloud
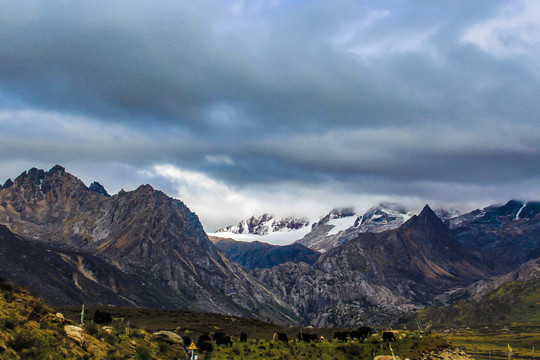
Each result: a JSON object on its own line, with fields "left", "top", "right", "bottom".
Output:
{"left": 2, "top": 0, "right": 530, "bottom": 129}
{"left": 1, "top": 0, "right": 539, "bottom": 229}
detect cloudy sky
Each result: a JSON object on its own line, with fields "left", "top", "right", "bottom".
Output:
{"left": 1, "top": 0, "right": 539, "bottom": 231}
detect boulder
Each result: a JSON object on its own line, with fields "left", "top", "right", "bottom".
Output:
{"left": 153, "top": 330, "right": 184, "bottom": 346}
{"left": 65, "top": 325, "right": 84, "bottom": 346}
{"left": 55, "top": 313, "right": 65, "bottom": 323}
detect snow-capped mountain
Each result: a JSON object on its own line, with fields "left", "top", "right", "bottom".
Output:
{"left": 212, "top": 204, "right": 415, "bottom": 250}
{"left": 295, "top": 207, "right": 358, "bottom": 252}
{"left": 355, "top": 202, "right": 414, "bottom": 233}
{"left": 297, "top": 203, "right": 413, "bottom": 252}
{"left": 445, "top": 200, "right": 540, "bottom": 273}
{"left": 211, "top": 214, "right": 312, "bottom": 245}
{"left": 434, "top": 208, "right": 462, "bottom": 222}
{"left": 216, "top": 214, "right": 310, "bottom": 235}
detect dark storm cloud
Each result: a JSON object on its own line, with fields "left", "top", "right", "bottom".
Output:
{"left": 1, "top": 0, "right": 524, "bottom": 130}
{"left": 1, "top": 0, "right": 539, "bottom": 228}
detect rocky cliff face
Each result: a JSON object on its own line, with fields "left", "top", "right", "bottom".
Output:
{"left": 0, "top": 224, "right": 173, "bottom": 307}
{"left": 0, "top": 166, "right": 299, "bottom": 325}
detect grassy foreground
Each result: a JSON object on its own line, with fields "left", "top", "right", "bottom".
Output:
{"left": 0, "top": 279, "right": 186, "bottom": 359}
{"left": 412, "top": 279, "right": 540, "bottom": 360}
{"left": 9, "top": 277, "right": 537, "bottom": 360}
{"left": 435, "top": 326, "right": 540, "bottom": 360}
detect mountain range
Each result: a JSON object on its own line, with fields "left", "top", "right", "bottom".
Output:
{"left": 0, "top": 166, "right": 538, "bottom": 327}
{"left": 213, "top": 203, "right": 415, "bottom": 251}
{"left": 0, "top": 166, "right": 298, "bottom": 324}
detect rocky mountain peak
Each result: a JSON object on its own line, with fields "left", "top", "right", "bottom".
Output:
{"left": 418, "top": 204, "right": 443, "bottom": 224}
{"left": 356, "top": 202, "right": 413, "bottom": 231}
{"left": 89, "top": 181, "right": 110, "bottom": 197}
{"left": 48, "top": 164, "right": 66, "bottom": 175}
{"left": 1, "top": 165, "right": 96, "bottom": 209}
{"left": 0, "top": 178, "right": 13, "bottom": 189}
{"left": 328, "top": 207, "right": 355, "bottom": 219}
{"left": 446, "top": 200, "right": 540, "bottom": 273}
{"left": 517, "top": 201, "right": 540, "bottom": 220}
{"left": 310, "top": 207, "right": 355, "bottom": 230}
{"left": 135, "top": 183, "right": 155, "bottom": 193}
{"left": 493, "top": 200, "right": 540, "bottom": 221}
{"left": 403, "top": 204, "right": 445, "bottom": 231}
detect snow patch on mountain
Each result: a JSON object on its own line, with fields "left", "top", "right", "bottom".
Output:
{"left": 515, "top": 201, "right": 527, "bottom": 220}
{"left": 209, "top": 225, "right": 313, "bottom": 246}
{"left": 327, "top": 216, "right": 358, "bottom": 235}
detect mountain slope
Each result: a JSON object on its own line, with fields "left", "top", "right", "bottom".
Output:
{"left": 414, "top": 258, "right": 540, "bottom": 328}
{"left": 447, "top": 200, "right": 540, "bottom": 273}
{"left": 0, "top": 224, "right": 174, "bottom": 307}
{"left": 0, "top": 166, "right": 299, "bottom": 325}
{"left": 210, "top": 236, "right": 320, "bottom": 270}
{"left": 442, "top": 257, "right": 540, "bottom": 303}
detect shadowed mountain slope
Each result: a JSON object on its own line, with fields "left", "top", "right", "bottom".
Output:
{"left": 210, "top": 236, "right": 320, "bottom": 270}
{"left": 446, "top": 200, "right": 540, "bottom": 273}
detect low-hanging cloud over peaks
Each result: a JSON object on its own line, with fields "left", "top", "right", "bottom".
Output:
{"left": 1, "top": 0, "right": 539, "bottom": 229}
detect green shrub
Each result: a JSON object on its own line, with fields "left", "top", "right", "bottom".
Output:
{"left": 135, "top": 344, "right": 152, "bottom": 360}
{"left": 3, "top": 290, "right": 15, "bottom": 302}
{"left": 130, "top": 329, "right": 146, "bottom": 339}
{"left": 0, "top": 282, "right": 13, "bottom": 292}
{"left": 85, "top": 321, "right": 100, "bottom": 336}
{"left": 1, "top": 315, "right": 19, "bottom": 330}
{"left": 158, "top": 341, "right": 171, "bottom": 353}
{"left": 103, "top": 331, "right": 117, "bottom": 344}
{"left": 8, "top": 330, "right": 38, "bottom": 352}
{"left": 19, "top": 346, "right": 64, "bottom": 360}
{"left": 30, "top": 299, "right": 47, "bottom": 314}
{"left": 232, "top": 345, "right": 241, "bottom": 355}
